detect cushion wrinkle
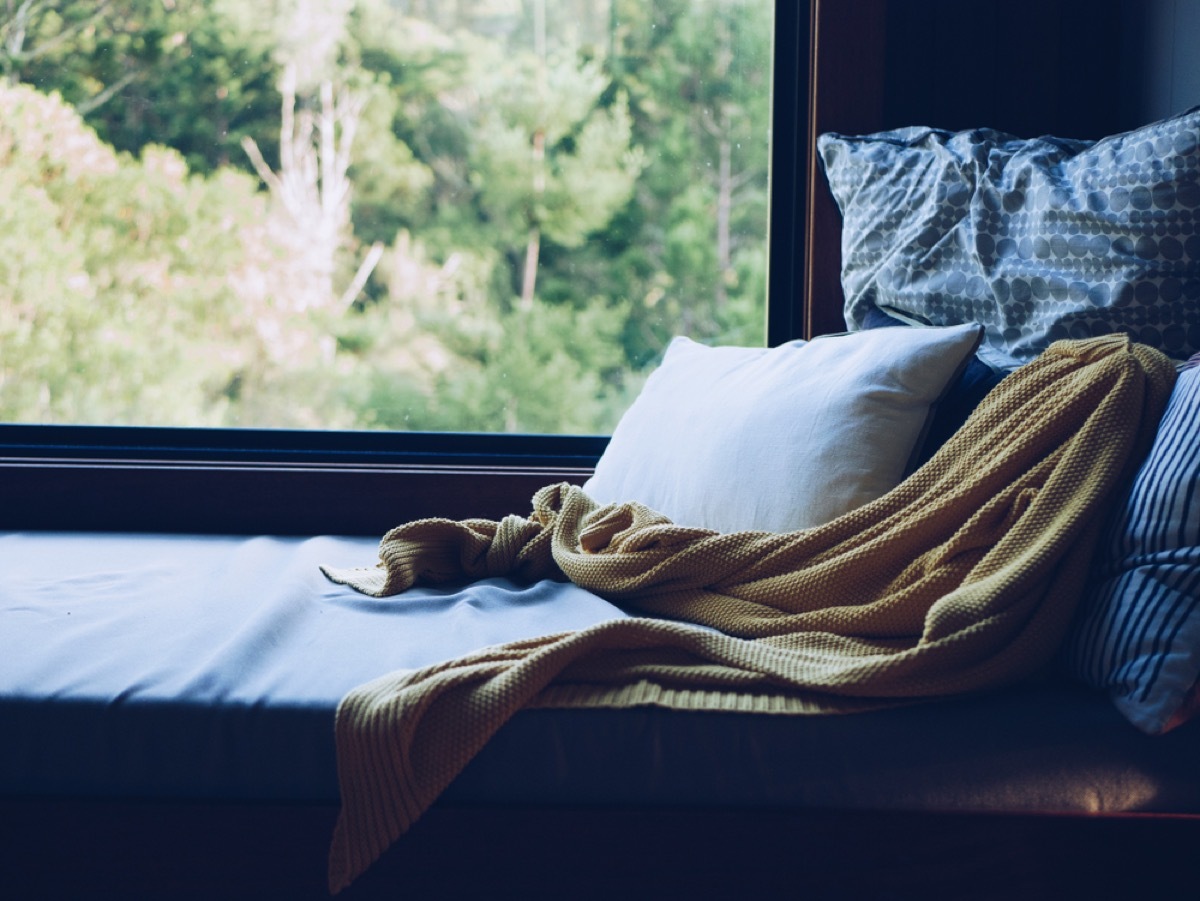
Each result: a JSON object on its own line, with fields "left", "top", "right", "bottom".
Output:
{"left": 820, "top": 106, "right": 1200, "bottom": 367}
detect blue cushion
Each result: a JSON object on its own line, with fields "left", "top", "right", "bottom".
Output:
{"left": 819, "top": 107, "right": 1200, "bottom": 371}
{"left": 858, "top": 306, "right": 1005, "bottom": 468}
{"left": 1063, "top": 354, "right": 1200, "bottom": 734}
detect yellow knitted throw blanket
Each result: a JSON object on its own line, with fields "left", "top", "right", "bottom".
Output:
{"left": 321, "top": 335, "right": 1174, "bottom": 892}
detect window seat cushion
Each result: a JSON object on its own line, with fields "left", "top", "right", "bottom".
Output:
{"left": 2, "top": 531, "right": 1198, "bottom": 815}
{"left": 0, "top": 531, "right": 627, "bottom": 801}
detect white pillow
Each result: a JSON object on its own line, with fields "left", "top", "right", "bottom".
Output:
{"left": 583, "top": 323, "right": 983, "bottom": 533}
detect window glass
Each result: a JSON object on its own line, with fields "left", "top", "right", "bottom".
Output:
{"left": 0, "top": 0, "right": 772, "bottom": 434}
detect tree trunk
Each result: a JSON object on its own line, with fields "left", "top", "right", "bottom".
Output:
{"left": 521, "top": 127, "right": 547, "bottom": 307}
{"left": 716, "top": 125, "right": 733, "bottom": 311}
{"left": 521, "top": 226, "right": 541, "bottom": 308}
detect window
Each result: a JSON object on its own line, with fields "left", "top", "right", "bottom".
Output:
{"left": 0, "top": 0, "right": 807, "bottom": 534}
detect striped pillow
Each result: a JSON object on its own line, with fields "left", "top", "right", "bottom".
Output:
{"left": 1064, "top": 354, "right": 1200, "bottom": 734}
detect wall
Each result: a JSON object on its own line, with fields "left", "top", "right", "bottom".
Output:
{"left": 880, "top": 0, "right": 1131, "bottom": 139}
{"left": 1122, "top": 0, "right": 1200, "bottom": 123}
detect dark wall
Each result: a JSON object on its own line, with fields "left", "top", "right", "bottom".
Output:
{"left": 878, "top": 0, "right": 1196, "bottom": 140}
{"left": 1122, "top": 0, "right": 1200, "bottom": 124}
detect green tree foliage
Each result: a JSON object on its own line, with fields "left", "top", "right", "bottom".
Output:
{"left": 0, "top": 0, "right": 772, "bottom": 434}
{"left": 604, "top": 0, "right": 771, "bottom": 358}
{"left": 3, "top": 0, "right": 280, "bottom": 176}
{"left": 0, "top": 83, "right": 260, "bottom": 424}
{"left": 461, "top": 34, "right": 643, "bottom": 303}
{"left": 349, "top": 295, "right": 638, "bottom": 434}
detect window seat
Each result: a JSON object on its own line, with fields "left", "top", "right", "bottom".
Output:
{"left": 4, "top": 529, "right": 1200, "bottom": 898}
{"left": 4, "top": 529, "right": 1199, "bottom": 814}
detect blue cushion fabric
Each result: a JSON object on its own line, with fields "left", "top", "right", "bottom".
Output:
{"left": 858, "top": 306, "right": 1005, "bottom": 468}
{"left": 0, "top": 532, "right": 630, "bottom": 800}
{"left": 819, "top": 107, "right": 1200, "bottom": 371}
{"left": 1063, "top": 353, "right": 1200, "bottom": 734}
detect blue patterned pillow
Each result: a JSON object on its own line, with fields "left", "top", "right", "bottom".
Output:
{"left": 819, "top": 107, "right": 1200, "bottom": 371}
{"left": 1063, "top": 354, "right": 1200, "bottom": 734}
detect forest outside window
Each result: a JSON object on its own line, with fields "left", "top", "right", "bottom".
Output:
{"left": 0, "top": 0, "right": 776, "bottom": 438}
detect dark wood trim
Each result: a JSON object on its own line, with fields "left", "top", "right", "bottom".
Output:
{"left": 5, "top": 797, "right": 1197, "bottom": 900}
{"left": 802, "top": 0, "right": 887, "bottom": 338}
{"left": 0, "top": 459, "right": 590, "bottom": 535}
{"left": 765, "top": 0, "right": 808, "bottom": 345}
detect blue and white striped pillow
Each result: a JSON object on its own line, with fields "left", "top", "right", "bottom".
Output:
{"left": 1065, "top": 354, "right": 1200, "bottom": 734}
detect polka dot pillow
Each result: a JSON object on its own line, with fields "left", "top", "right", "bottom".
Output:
{"left": 819, "top": 106, "right": 1200, "bottom": 371}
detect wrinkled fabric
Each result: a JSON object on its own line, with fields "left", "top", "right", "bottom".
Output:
{"left": 820, "top": 110, "right": 1200, "bottom": 370}
{"left": 322, "top": 335, "right": 1175, "bottom": 893}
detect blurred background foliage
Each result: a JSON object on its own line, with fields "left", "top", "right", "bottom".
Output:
{"left": 0, "top": 0, "right": 770, "bottom": 433}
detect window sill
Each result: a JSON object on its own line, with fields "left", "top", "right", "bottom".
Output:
{"left": 0, "top": 456, "right": 591, "bottom": 536}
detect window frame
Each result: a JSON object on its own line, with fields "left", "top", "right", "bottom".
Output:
{"left": 0, "top": 0, "right": 816, "bottom": 535}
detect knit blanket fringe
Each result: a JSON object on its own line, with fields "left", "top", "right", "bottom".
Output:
{"left": 321, "top": 335, "right": 1175, "bottom": 893}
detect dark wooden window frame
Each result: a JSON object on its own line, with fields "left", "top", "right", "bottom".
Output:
{"left": 0, "top": 1, "right": 886, "bottom": 535}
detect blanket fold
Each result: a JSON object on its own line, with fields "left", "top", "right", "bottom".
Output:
{"left": 321, "top": 335, "right": 1175, "bottom": 892}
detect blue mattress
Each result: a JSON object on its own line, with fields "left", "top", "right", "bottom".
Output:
{"left": 3, "top": 531, "right": 1199, "bottom": 815}
{"left": 0, "top": 531, "right": 626, "bottom": 801}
